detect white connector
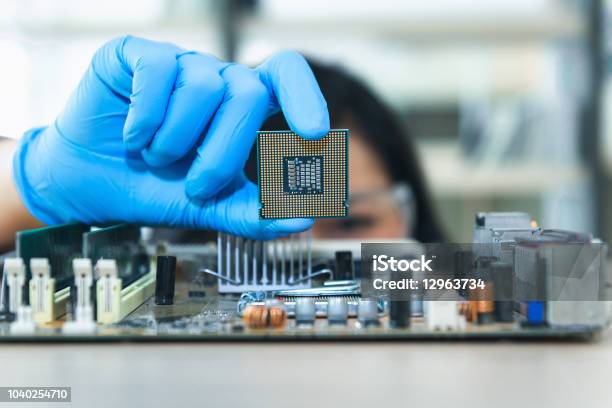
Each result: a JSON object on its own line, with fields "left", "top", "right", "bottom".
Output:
{"left": 96, "top": 259, "right": 120, "bottom": 324}
{"left": 63, "top": 259, "right": 96, "bottom": 334}
{"left": 29, "top": 258, "right": 56, "bottom": 324}
{"left": 4, "top": 258, "right": 35, "bottom": 334}
{"left": 425, "top": 301, "right": 465, "bottom": 331}
{"left": 5, "top": 258, "right": 26, "bottom": 313}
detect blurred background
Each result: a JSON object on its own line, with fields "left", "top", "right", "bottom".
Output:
{"left": 0, "top": 0, "right": 611, "bottom": 241}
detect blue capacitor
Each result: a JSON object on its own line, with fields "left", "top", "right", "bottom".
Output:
{"left": 526, "top": 301, "right": 546, "bottom": 325}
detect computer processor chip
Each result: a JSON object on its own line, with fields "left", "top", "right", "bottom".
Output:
{"left": 257, "top": 129, "right": 349, "bottom": 219}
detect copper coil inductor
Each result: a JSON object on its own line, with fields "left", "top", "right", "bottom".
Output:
{"left": 243, "top": 305, "right": 287, "bottom": 329}
{"left": 243, "top": 305, "right": 268, "bottom": 329}
{"left": 268, "top": 306, "right": 288, "bottom": 328}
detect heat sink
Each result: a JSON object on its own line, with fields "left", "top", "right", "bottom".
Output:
{"left": 209, "top": 232, "right": 314, "bottom": 293}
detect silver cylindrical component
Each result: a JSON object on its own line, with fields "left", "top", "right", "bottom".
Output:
{"left": 295, "top": 297, "right": 316, "bottom": 325}
{"left": 357, "top": 299, "right": 380, "bottom": 326}
{"left": 327, "top": 297, "right": 348, "bottom": 325}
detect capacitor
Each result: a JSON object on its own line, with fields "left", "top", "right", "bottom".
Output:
{"left": 334, "top": 251, "right": 354, "bottom": 281}
{"left": 490, "top": 262, "right": 514, "bottom": 323}
{"left": 155, "top": 255, "right": 176, "bottom": 306}
{"left": 454, "top": 250, "right": 473, "bottom": 298}
{"left": 327, "top": 297, "right": 348, "bottom": 325}
{"left": 357, "top": 299, "right": 380, "bottom": 327}
{"left": 295, "top": 297, "right": 316, "bottom": 326}
{"left": 524, "top": 301, "right": 546, "bottom": 326}
{"left": 389, "top": 300, "right": 411, "bottom": 328}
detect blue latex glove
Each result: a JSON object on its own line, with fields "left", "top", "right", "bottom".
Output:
{"left": 12, "top": 36, "right": 329, "bottom": 239}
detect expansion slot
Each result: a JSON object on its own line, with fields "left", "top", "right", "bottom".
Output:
{"left": 96, "top": 260, "right": 155, "bottom": 324}
{"left": 28, "top": 259, "right": 71, "bottom": 324}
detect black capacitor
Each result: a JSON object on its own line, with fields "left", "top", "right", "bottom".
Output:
{"left": 454, "top": 250, "right": 473, "bottom": 297}
{"left": 389, "top": 300, "right": 411, "bottom": 328}
{"left": 155, "top": 256, "right": 176, "bottom": 305}
{"left": 490, "top": 261, "right": 514, "bottom": 323}
{"left": 334, "top": 251, "right": 354, "bottom": 280}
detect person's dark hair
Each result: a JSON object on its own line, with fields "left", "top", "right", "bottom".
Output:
{"left": 245, "top": 59, "right": 446, "bottom": 242}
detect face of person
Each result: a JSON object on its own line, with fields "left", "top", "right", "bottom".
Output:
{"left": 312, "top": 129, "right": 410, "bottom": 240}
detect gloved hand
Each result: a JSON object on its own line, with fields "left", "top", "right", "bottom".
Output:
{"left": 12, "top": 36, "right": 329, "bottom": 239}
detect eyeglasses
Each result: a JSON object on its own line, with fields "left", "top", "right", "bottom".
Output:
{"left": 312, "top": 183, "right": 415, "bottom": 240}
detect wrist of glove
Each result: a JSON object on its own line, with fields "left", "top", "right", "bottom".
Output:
{"left": 13, "top": 125, "right": 135, "bottom": 225}
{"left": 13, "top": 126, "right": 61, "bottom": 225}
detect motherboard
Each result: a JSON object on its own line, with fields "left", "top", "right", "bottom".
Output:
{"left": 0, "top": 212, "right": 609, "bottom": 342}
